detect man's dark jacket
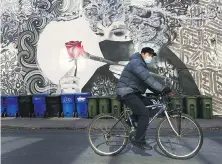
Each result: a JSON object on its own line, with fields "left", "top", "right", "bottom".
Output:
{"left": 116, "top": 52, "right": 165, "bottom": 97}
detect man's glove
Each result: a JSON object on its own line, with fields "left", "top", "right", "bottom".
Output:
{"left": 162, "top": 87, "right": 172, "bottom": 94}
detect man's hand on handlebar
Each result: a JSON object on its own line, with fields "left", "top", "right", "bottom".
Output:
{"left": 162, "top": 86, "right": 172, "bottom": 95}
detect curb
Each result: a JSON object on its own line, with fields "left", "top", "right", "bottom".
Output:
{"left": 1, "top": 125, "right": 222, "bottom": 131}
{"left": 1, "top": 125, "right": 88, "bottom": 130}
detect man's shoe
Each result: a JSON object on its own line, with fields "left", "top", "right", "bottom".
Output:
{"left": 131, "top": 140, "right": 146, "bottom": 150}
{"left": 142, "top": 141, "right": 152, "bottom": 150}
{"left": 131, "top": 137, "right": 152, "bottom": 150}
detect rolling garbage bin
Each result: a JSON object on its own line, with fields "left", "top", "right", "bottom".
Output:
{"left": 46, "top": 95, "right": 62, "bottom": 117}
{"left": 18, "top": 95, "right": 34, "bottom": 118}
{"left": 198, "top": 96, "right": 213, "bottom": 119}
{"left": 98, "top": 96, "right": 110, "bottom": 114}
{"left": 75, "top": 93, "right": 92, "bottom": 118}
{"left": 1, "top": 96, "right": 6, "bottom": 117}
{"left": 32, "top": 94, "right": 48, "bottom": 117}
{"left": 5, "top": 95, "right": 19, "bottom": 117}
{"left": 87, "top": 96, "right": 98, "bottom": 118}
{"left": 61, "top": 94, "right": 75, "bottom": 117}
{"left": 110, "top": 96, "right": 122, "bottom": 117}
{"left": 184, "top": 96, "right": 198, "bottom": 119}
{"left": 169, "top": 96, "right": 181, "bottom": 111}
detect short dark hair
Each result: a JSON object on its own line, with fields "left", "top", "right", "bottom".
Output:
{"left": 141, "top": 47, "right": 157, "bottom": 56}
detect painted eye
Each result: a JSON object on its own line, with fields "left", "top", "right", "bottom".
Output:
{"left": 95, "top": 32, "right": 104, "bottom": 36}
{"left": 113, "top": 31, "right": 125, "bottom": 36}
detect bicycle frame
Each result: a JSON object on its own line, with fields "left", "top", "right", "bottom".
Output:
{"left": 109, "top": 95, "right": 180, "bottom": 137}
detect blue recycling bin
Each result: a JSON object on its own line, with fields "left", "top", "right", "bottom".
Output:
{"left": 75, "top": 93, "right": 92, "bottom": 118}
{"left": 5, "top": 95, "right": 18, "bottom": 117}
{"left": 61, "top": 94, "right": 75, "bottom": 117}
{"left": 32, "top": 94, "right": 48, "bottom": 117}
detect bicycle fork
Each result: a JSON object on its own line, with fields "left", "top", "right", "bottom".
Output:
{"left": 164, "top": 110, "right": 180, "bottom": 137}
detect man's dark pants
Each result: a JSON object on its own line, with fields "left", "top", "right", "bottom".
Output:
{"left": 119, "top": 92, "right": 153, "bottom": 142}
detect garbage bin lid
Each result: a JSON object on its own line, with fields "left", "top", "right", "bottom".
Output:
{"left": 61, "top": 93, "right": 75, "bottom": 96}
{"left": 184, "top": 95, "right": 198, "bottom": 98}
{"left": 46, "top": 94, "right": 61, "bottom": 97}
{"left": 33, "top": 93, "right": 48, "bottom": 96}
{"left": 87, "top": 96, "right": 98, "bottom": 99}
{"left": 96, "top": 96, "right": 111, "bottom": 98}
{"left": 74, "top": 92, "right": 92, "bottom": 96}
{"left": 197, "top": 95, "right": 212, "bottom": 98}
{"left": 19, "top": 95, "right": 32, "bottom": 97}
{"left": 5, "top": 95, "right": 18, "bottom": 98}
{"left": 110, "top": 96, "right": 118, "bottom": 99}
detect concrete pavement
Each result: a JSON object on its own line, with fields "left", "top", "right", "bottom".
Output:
{"left": 2, "top": 129, "right": 222, "bottom": 164}
{"left": 1, "top": 116, "right": 222, "bottom": 129}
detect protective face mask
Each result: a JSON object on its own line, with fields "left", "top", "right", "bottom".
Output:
{"left": 144, "top": 57, "right": 152, "bottom": 63}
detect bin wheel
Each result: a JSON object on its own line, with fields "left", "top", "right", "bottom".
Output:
{"left": 74, "top": 112, "right": 78, "bottom": 118}
{"left": 72, "top": 112, "right": 75, "bottom": 118}
{"left": 16, "top": 112, "right": 19, "bottom": 118}
{"left": 87, "top": 112, "right": 89, "bottom": 119}
{"left": 4, "top": 113, "right": 7, "bottom": 117}
{"left": 1, "top": 112, "right": 3, "bottom": 117}
{"left": 57, "top": 112, "right": 60, "bottom": 118}
{"left": 61, "top": 112, "right": 64, "bottom": 118}
{"left": 32, "top": 113, "right": 35, "bottom": 118}
{"left": 44, "top": 112, "right": 48, "bottom": 118}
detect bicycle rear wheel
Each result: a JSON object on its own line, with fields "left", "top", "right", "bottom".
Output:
{"left": 88, "top": 113, "right": 129, "bottom": 156}
{"left": 156, "top": 113, "right": 203, "bottom": 159}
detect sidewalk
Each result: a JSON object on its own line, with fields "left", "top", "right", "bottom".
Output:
{"left": 1, "top": 116, "right": 222, "bottom": 130}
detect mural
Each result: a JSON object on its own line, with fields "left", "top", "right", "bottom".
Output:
{"left": 0, "top": 0, "right": 222, "bottom": 114}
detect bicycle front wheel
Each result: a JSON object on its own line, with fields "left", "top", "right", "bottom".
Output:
{"left": 156, "top": 113, "right": 203, "bottom": 159}
{"left": 88, "top": 113, "right": 129, "bottom": 156}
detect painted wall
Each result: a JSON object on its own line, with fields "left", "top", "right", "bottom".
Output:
{"left": 1, "top": 0, "right": 222, "bottom": 114}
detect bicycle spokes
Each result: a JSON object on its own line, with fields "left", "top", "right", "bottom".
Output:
{"left": 157, "top": 114, "right": 203, "bottom": 159}
{"left": 88, "top": 114, "right": 128, "bottom": 156}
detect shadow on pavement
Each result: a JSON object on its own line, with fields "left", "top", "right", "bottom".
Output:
{"left": 1, "top": 130, "right": 93, "bottom": 164}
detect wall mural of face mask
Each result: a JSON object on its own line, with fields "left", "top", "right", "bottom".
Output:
{"left": 82, "top": 0, "right": 202, "bottom": 97}
{"left": 99, "top": 40, "right": 135, "bottom": 62}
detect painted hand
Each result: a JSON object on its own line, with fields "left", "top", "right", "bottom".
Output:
{"left": 109, "top": 61, "right": 129, "bottom": 79}
{"left": 59, "top": 76, "right": 80, "bottom": 93}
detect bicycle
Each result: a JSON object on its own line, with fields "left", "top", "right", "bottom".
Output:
{"left": 88, "top": 68, "right": 203, "bottom": 160}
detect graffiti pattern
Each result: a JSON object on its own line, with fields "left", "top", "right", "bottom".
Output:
{"left": 0, "top": 43, "right": 25, "bottom": 95}
{"left": 0, "top": 0, "right": 222, "bottom": 114}
{"left": 169, "top": 0, "right": 222, "bottom": 114}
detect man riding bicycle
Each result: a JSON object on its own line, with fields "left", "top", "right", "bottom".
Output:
{"left": 116, "top": 47, "right": 171, "bottom": 150}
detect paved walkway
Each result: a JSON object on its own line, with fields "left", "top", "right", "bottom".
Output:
{"left": 1, "top": 116, "right": 222, "bottom": 129}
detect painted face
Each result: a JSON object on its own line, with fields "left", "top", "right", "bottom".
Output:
{"left": 94, "top": 22, "right": 131, "bottom": 42}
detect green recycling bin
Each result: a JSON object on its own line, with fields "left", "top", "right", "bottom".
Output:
{"left": 169, "top": 96, "right": 181, "bottom": 111}
{"left": 198, "top": 96, "right": 212, "bottom": 119}
{"left": 110, "top": 97, "right": 122, "bottom": 117}
{"left": 184, "top": 96, "right": 198, "bottom": 119}
{"left": 98, "top": 96, "right": 110, "bottom": 114}
{"left": 87, "top": 96, "right": 98, "bottom": 118}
